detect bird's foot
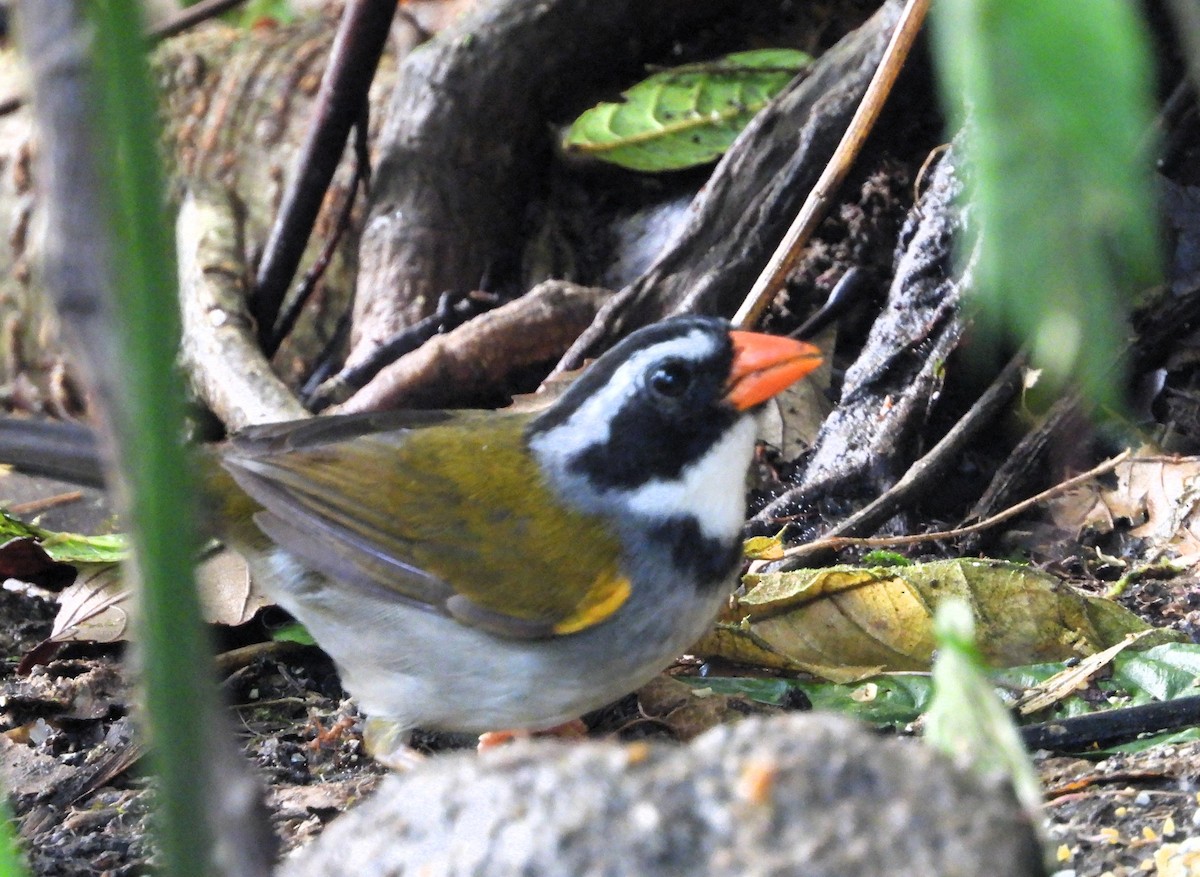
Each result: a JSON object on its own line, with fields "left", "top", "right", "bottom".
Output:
{"left": 305, "top": 711, "right": 357, "bottom": 752}
{"left": 477, "top": 718, "right": 588, "bottom": 750}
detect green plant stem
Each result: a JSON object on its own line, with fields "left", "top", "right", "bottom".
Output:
{"left": 87, "top": 4, "right": 217, "bottom": 876}
{"left": 0, "top": 796, "right": 27, "bottom": 877}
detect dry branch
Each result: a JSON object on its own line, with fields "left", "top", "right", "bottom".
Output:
{"left": 754, "top": 143, "right": 970, "bottom": 535}
{"left": 334, "top": 280, "right": 610, "bottom": 413}
{"left": 349, "top": 0, "right": 741, "bottom": 370}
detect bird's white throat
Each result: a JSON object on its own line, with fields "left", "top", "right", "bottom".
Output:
{"left": 618, "top": 414, "right": 756, "bottom": 540}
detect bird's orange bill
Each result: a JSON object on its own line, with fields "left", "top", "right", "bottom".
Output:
{"left": 725, "top": 331, "right": 823, "bottom": 411}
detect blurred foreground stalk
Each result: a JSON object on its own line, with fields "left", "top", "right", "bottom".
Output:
{"left": 14, "top": 3, "right": 270, "bottom": 875}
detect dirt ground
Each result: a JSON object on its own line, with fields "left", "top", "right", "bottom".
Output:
{"left": 0, "top": 473, "right": 1198, "bottom": 876}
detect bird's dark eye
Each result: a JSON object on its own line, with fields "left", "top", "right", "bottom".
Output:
{"left": 648, "top": 360, "right": 692, "bottom": 397}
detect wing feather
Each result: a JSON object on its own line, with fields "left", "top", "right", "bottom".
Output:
{"left": 220, "top": 411, "right": 631, "bottom": 639}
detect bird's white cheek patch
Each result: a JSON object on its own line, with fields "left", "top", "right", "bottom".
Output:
{"left": 623, "top": 416, "right": 757, "bottom": 541}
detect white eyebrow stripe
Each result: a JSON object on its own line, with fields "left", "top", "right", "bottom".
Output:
{"left": 527, "top": 328, "right": 719, "bottom": 464}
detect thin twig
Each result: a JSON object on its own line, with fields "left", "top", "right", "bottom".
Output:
{"left": 8, "top": 491, "right": 84, "bottom": 516}
{"left": 789, "top": 266, "right": 868, "bottom": 340}
{"left": 251, "top": 0, "right": 399, "bottom": 355}
{"left": 267, "top": 106, "right": 370, "bottom": 354}
{"left": 304, "top": 290, "right": 499, "bottom": 411}
{"left": 781, "top": 448, "right": 1132, "bottom": 561}
{"left": 149, "top": 0, "right": 251, "bottom": 42}
{"left": 1020, "top": 693, "right": 1200, "bottom": 752}
{"left": 732, "top": 0, "right": 930, "bottom": 330}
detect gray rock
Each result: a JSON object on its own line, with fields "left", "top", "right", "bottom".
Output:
{"left": 279, "top": 713, "right": 1046, "bottom": 877}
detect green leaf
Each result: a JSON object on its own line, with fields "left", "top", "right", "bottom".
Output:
{"left": 270, "top": 622, "right": 317, "bottom": 647}
{"left": 860, "top": 550, "right": 911, "bottom": 567}
{"left": 37, "top": 531, "right": 129, "bottom": 565}
{"left": 692, "top": 673, "right": 933, "bottom": 728}
{"left": 691, "top": 643, "right": 1200, "bottom": 755}
{"left": 0, "top": 509, "right": 128, "bottom": 564}
{"left": 1099, "top": 727, "right": 1200, "bottom": 754}
{"left": 562, "top": 49, "right": 811, "bottom": 171}
{"left": 0, "top": 833, "right": 23, "bottom": 876}
{"left": 801, "top": 674, "right": 933, "bottom": 726}
{"left": 1111, "top": 643, "right": 1200, "bottom": 702}
{"left": 0, "top": 794, "right": 29, "bottom": 877}
{"left": 0, "top": 511, "right": 41, "bottom": 542}
{"left": 931, "top": 0, "right": 1160, "bottom": 410}
{"left": 88, "top": 2, "right": 217, "bottom": 874}
{"left": 696, "top": 559, "right": 1162, "bottom": 680}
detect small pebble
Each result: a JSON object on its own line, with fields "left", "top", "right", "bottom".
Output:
{"left": 629, "top": 801, "right": 660, "bottom": 832}
{"left": 1134, "top": 791, "right": 1152, "bottom": 807}
{"left": 28, "top": 717, "right": 50, "bottom": 745}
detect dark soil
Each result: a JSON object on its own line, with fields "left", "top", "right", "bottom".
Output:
{"left": 2, "top": 471, "right": 1200, "bottom": 877}
{"left": 0, "top": 584, "right": 389, "bottom": 875}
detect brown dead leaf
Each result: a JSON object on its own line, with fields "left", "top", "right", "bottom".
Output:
{"left": 195, "top": 546, "right": 268, "bottom": 627}
{"left": 50, "top": 564, "right": 129, "bottom": 645}
{"left": 635, "top": 676, "right": 774, "bottom": 740}
{"left": 1046, "top": 455, "right": 1200, "bottom": 566}
{"left": 1047, "top": 484, "right": 1126, "bottom": 538}
{"left": 1015, "top": 629, "right": 1155, "bottom": 715}
{"left": 42, "top": 546, "right": 266, "bottom": 655}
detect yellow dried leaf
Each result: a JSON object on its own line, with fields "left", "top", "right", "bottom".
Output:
{"left": 742, "top": 533, "right": 786, "bottom": 561}
{"left": 696, "top": 559, "right": 1161, "bottom": 679}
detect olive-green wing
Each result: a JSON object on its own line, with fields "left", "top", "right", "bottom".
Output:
{"left": 221, "top": 411, "right": 631, "bottom": 639}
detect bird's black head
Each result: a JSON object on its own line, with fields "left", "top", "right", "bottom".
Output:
{"left": 526, "top": 314, "right": 820, "bottom": 591}
{"left": 526, "top": 316, "right": 741, "bottom": 490}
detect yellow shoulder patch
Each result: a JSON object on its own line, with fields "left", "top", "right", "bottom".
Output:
{"left": 552, "top": 572, "right": 632, "bottom": 635}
